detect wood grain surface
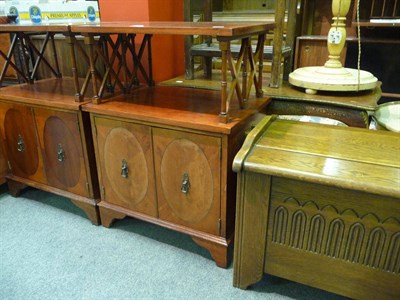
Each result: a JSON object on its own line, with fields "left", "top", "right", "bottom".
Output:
{"left": 71, "top": 21, "right": 275, "bottom": 38}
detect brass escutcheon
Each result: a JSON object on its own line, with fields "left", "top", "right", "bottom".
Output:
{"left": 17, "top": 134, "right": 25, "bottom": 152}
{"left": 121, "top": 159, "right": 128, "bottom": 178}
{"left": 181, "top": 173, "right": 190, "bottom": 194}
{"left": 57, "top": 143, "right": 65, "bottom": 162}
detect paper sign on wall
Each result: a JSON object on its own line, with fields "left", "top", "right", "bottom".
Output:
{"left": 5, "top": 1, "right": 100, "bottom": 25}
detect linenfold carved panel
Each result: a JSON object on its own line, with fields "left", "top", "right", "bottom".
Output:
{"left": 270, "top": 197, "right": 400, "bottom": 273}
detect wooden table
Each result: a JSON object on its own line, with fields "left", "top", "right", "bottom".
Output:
{"left": 263, "top": 82, "right": 381, "bottom": 127}
{"left": 71, "top": 21, "right": 275, "bottom": 123}
{"left": 232, "top": 116, "right": 400, "bottom": 298}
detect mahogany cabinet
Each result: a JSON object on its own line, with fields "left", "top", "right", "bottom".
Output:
{"left": 0, "top": 79, "right": 100, "bottom": 224}
{"left": 85, "top": 85, "right": 270, "bottom": 267}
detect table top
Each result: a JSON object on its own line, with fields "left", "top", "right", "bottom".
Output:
{"left": 0, "top": 21, "right": 275, "bottom": 38}
{"left": 70, "top": 21, "right": 275, "bottom": 37}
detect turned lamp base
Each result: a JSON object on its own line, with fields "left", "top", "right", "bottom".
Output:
{"left": 289, "top": 66, "right": 378, "bottom": 95}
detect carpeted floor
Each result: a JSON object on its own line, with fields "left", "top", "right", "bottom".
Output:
{"left": 0, "top": 185, "right": 347, "bottom": 300}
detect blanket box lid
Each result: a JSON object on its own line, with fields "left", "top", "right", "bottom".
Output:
{"left": 233, "top": 116, "right": 400, "bottom": 198}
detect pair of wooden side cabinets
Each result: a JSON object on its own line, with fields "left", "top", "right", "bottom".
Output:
{"left": 0, "top": 21, "right": 274, "bottom": 268}
{"left": 0, "top": 80, "right": 269, "bottom": 268}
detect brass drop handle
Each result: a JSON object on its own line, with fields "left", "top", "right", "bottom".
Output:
{"left": 57, "top": 143, "right": 65, "bottom": 162}
{"left": 17, "top": 134, "right": 25, "bottom": 152}
{"left": 121, "top": 159, "right": 128, "bottom": 178}
{"left": 181, "top": 173, "right": 190, "bottom": 194}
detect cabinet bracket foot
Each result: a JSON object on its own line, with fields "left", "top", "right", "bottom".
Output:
{"left": 70, "top": 199, "right": 100, "bottom": 225}
{"left": 98, "top": 203, "right": 127, "bottom": 227}
{"left": 191, "top": 236, "right": 231, "bottom": 268}
{"left": 6, "top": 178, "right": 28, "bottom": 197}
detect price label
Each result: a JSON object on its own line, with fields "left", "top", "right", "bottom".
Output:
{"left": 328, "top": 30, "right": 342, "bottom": 44}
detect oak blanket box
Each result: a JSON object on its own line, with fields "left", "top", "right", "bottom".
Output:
{"left": 232, "top": 116, "right": 400, "bottom": 299}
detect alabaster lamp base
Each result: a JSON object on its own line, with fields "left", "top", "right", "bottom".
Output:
{"left": 289, "top": 66, "right": 378, "bottom": 94}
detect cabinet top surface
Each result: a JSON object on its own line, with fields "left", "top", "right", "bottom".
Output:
{"left": 234, "top": 116, "right": 400, "bottom": 198}
{"left": 0, "top": 78, "right": 91, "bottom": 110}
{"left": 83, "top": 85, "right": 270, "bottom": 134}
{"left": 71, "top": 21, "right": 275, "bottom": 36}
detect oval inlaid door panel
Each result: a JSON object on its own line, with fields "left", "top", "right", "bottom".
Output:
{"left": 160, "top": 138, "right": 213, "bottom": 223}
{"left": 43, "top": 116, "right": 80, "bottom": 188}
{"left": 94, "top": 117, "right": 157, "bottom": 217}
{"left": 104, "top": 127, "right": 148, "bottom": 205}
{"left": 34, "top": 108, "right": 88, "bottom": 197}
{"left": 3, "top": 105, "right": 44, "bottom": 182}
{"left": 153, "top": 128, "right": 221, "bottom": 235}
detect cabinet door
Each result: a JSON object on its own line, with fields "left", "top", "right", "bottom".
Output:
{"left": 153, "top": 128, "right": 221, "bottom": 235}
{"left": 93, "top": 117, "right": 157, "bottom": 217}
{"left": 0, "top": 103, "right": 46, "bottom": 183}
{"left": 34, "top": 108, "right": 89, "bottom": 197}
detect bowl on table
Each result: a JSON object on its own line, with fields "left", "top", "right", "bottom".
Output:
{"left": 374, "top": 101, "right": 400, "bottom": 132}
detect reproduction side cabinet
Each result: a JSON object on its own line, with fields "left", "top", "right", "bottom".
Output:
{"left": 0, "top": 79, "right": 100, "bottom": 224}
{"left": 94, "top": 117, "right": 221, "bottom": 235}
{"left": 85, "top": 86, "right": 270, "bottom": 267}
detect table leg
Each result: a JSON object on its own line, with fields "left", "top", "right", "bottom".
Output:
{"left": 121, "top": 34, "right": 129, "bottom": 93}
{"left": 146, "top": 34, "right": 154, "bottom": 86}
{"left": 219, "top": 41, "right": 229, "bottom": 123}
{"left": 242, "top": 38, "right": 249, "bottom": 105}
{"left": 50, "top": 33, "right": 62, "bottom": 78}
{"left": 85, "top": 34, "right": 100, "bottom": 103}
{"left": 65, "top": 34, "right": 83, "bottom": 101}
{"left": 18, "top": 33, "right": 33, "bottom": 84}
{"left": 256, "top": 34, "right": 265, "bottom": 97}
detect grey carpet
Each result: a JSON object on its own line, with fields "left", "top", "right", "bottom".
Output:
{"left": 0, "top": 185, "right": 347, "bottom": 300}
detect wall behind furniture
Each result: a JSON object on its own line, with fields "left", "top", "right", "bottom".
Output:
{"left": 98, "top": 0, "right": 184, "bottom": 83}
